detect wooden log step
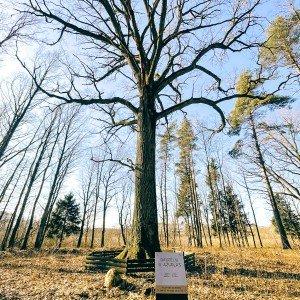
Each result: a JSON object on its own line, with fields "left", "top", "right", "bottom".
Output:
{"left": 86, "top": 257, "right": 127, "bottom": 263}
{"left": 86, "top": 261, "right": 127, "bottom": 268}
{"left": 86, "top": 265, "right": 127, "bottom": 273}
{"left": 91, "top": 250, "right": 122, "bottom": 256}
{"left": 128, "top": 258, "right": 155, "bottom": 263}
{"left": 126, "top": 267, "right": 154, "bottom": 273}
{"left": 127, "top": 261, "right": 154, "bottom": 266}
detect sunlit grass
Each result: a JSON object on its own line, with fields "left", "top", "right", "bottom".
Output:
{"left": 0, "top": 227, "right": 300, "bottom": 299}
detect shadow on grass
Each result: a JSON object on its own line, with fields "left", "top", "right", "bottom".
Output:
{"left": 192, "top": 264, "right": 300, "bottom": 281}
{"left": 0, "top": 261, "right": 86, "bottom": 275}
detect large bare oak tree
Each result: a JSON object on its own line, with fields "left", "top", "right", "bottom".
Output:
{"left": 25, "top": 0, "right": 277, "bottom": 258}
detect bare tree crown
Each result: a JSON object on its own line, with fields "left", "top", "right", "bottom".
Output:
{"left": 26, "top": 0, "right": 267, "bottom": 130}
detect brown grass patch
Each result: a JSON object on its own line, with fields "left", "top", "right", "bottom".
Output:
{"left": 1, "top": 246, "right": 300, "bottom": 300}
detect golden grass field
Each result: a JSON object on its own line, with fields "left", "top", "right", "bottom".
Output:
{"left": 0, "top": 227, "right": 300, "bottom": 300}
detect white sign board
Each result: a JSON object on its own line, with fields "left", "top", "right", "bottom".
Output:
{"left": 155, "top": 252, "right": 187, "bottom": 295}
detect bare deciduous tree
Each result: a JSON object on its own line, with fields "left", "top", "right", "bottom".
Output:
{"left": 25, "top": 0, "right": 284, "bottom": 258}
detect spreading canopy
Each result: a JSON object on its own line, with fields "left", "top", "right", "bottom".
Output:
{"left": 23, "top": 0, "right": 277, "bottom": 130}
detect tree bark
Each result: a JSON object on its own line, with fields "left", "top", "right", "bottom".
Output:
{"left": 118, "top": 97, "right": 160, "bottom": 259}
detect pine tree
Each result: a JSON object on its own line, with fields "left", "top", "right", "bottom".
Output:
{"left": 158, "top": 123, "right": 176, "bottom": 247}
{"left": 272, "top": 194, "right": 300, "bottom": 240}
{"left": 206, "top": 158, "right": 223, "bottom": 246}
{"left": 229, "top": 70, "right": 293, "bottom": 249}
{"left": 219, "top": 185, "right": 250, "bottom": 246}
{"left": 260, "top": 12, "right": 300, "bottom": 73}
{"left": 47, "top": 193, "right": 81, "bottom": 248}
{"left": 176, "top": 118, "right": 203, "bottom": 247}
{"left": 176, "top": 118, "right": 195, "bottom": 215}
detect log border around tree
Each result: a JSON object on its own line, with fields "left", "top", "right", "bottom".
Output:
{"left": 85, "top": 249, "right": 196, "bottom": 274}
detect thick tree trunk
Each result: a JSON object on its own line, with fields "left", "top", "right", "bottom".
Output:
{"left": 118, "top": 98, "right": 160, "bottom": 259}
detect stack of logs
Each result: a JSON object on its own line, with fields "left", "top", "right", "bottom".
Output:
{"left": 86, "top": 249, "right": 195, "bottom": 274}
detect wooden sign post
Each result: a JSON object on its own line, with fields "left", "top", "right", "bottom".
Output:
{"left": 155, "top": 252, "right": 188, "bottom": 300}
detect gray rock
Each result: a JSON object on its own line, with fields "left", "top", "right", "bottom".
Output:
{"left": 104, "top": 268, "right": 123, "bottom": 289}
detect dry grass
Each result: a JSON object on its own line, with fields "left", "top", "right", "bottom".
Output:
{"left": 0, "top": 246, "right": 300, "bottom": 300}
{"left": 1, "top": 227, "right": 300, "bottom": 299}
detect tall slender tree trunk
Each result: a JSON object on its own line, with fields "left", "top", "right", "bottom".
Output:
{"left": 77, "top": 208, "right": 86, "bottom": 248}
{"left": 243, "top": 172, "right": 263, "bottom": 247}
{"left": 159, "top": 170, "right": 167, "bottom": 246}
{"left": 207, "top": 165, "right": 222, "bottom": 248}
{"left": 84, "top": 210, "right": 92, "bottom": 247}
{"left": 119, "top": 98, "right": 160, "bottom": 259}
{"left": 243, "top": 204, "right": 257, "bottom": 248}
{"left": 8, "top": 133, "right": 50, "bottom": 248}
{"left": 100, "top": 203, "right": 107, "bottom": 248}
{"left": 119, "top": 220, "right": 127, "bottom": 246}
{"left": 0, "top": 94, "right": 35, "bottom": 160}
{"left": 21, "top": 165, "right": 50, "bottom": 250}
{"left": 1, "top": 162, "right": 34, "bottom": 250}
{"left": 22, "top": 127, "right": 59, "bottom": 250}
{"left": 189, "top": 160, "right": 203, "bottom": 247}
{"left": 90, "top": 197, "right": 98, "bottom": 248}
{"left": 0, "top": 168, "right": 24, "bottom": 222}
{"left": 58, "top": 218, "right": 66, "bottom": 248}
{"left": 204, "top": 207, "right": 213, "bottom": 246}
{"left": 0, "top": 155, "right": 24, "bottom": 205}
{"left": 250, "top": 115, "right": 291, "bottom": 249}
{"left": 34, "top": 121, "right": 70, "bottom": 250}
{"left": 163, "top": 158, "right": 169, "bottom": 247}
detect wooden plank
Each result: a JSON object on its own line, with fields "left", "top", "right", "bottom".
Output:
{"left": 90, "top": 252, "right": 122, "bottom": 257}
{"left": 128, "top": 258, "right": 155, "bottom": 263}
{"left": 85, "top": 262, "right": 127, "bottom": 269}
{"left": 86, "top": 257, "right": 127, "bottom": 263}
{"left": 86, "top": 257, "right": 109, "bottom": 261}
{"left": 86, "top": 261, "right": 127, "bottom": 268}
{"left": 89, "top": 253, "right": 120, "bottom": 258}
{"left": 127, "top": 261, "right": 154, "bottom": 267}
{"left": 127, "top": 264, "right": 155, "bottom": 269}
{"left": 86, "top": 266, "right": 127, "bottom": 273}
{"left": 127, "top": 267, "right": 154, "bottom": 273}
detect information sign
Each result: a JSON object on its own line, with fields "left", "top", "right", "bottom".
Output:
{"left": 155, "top": 252, "right": 188, "bottom": 300}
